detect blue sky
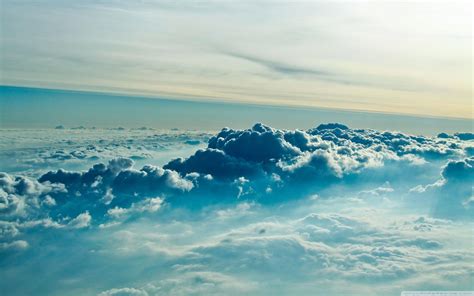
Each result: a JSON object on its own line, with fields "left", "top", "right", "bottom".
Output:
{"left": 1, "top": 85, "right": 472, "bottom": 135}
{"left": 1, "top": 0, "right": 472, "bottom": 118}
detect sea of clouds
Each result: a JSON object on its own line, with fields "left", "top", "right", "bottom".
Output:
{"left": 0, "top": 123, "right": 473, "bottom": 295}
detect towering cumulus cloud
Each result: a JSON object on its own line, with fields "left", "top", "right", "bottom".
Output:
{"left": 0, "top": 123, "right": 473, "bottom": 295}
{"left": 1, "top": 123, "right": 473, "bottom": 223}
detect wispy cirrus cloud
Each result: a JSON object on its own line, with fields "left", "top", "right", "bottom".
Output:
{"left": 1, "top": 1, "right": 471, "bottom": 118}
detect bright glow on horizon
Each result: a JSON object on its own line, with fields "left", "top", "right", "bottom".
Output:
{"left": 0, "top": 0, "right": 472, "bottom": 119}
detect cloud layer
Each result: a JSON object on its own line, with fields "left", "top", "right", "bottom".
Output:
{"left": 0, "top": 123, "right": 473, "bottom": 295}
{"left": 2, "top": 123, "right": 473, "bottom": 223}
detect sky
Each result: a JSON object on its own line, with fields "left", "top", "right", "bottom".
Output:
{"left": 1, "top": 2, "right": 474, "bottom": 295}
{"left": 1, "top": 85, "right": 473, "bottom": 135}
{"left": 1, "top": 0, "right": 472, "bottom": 119}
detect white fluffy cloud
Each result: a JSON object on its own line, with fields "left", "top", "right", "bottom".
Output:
{"left": 68, "top": 211, "right": 92, "bottom": 229}
{"left": 0, "top": 123, "right": 472, "bottom": 295}
{"left": 1, "top": 123, "right": 472, "bottom": 227}
{"left": 410, "top": 157, "right": 474, "bottom": 219}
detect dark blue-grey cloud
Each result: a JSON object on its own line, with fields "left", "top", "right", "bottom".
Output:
{"left": 222, "top": 52, "right": 425, "bottom": 91}
{"left": 223, "top": 52, "right": 331, "bottom": 77}
{"left": 455, "top": 133, "right": 474, "bottom": 141}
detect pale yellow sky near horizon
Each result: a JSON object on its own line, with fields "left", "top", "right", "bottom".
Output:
{"left": 1, "top": 1, "right": 472, "bottom": 119}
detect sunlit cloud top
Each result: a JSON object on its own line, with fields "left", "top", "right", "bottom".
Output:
{"left": 1, "top": 0, "right": 472, "bottom": 118}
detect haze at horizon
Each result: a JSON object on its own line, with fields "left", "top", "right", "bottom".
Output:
{"left": 1, "top": 86, "right": 472, "bottom": 136}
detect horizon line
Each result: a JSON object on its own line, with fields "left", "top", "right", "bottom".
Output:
{"left": 1, "top": 83, "right": 472, "bottom": 122}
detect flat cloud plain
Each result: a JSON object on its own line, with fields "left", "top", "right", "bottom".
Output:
{"left": 0, "top": 123, "right": 473, "bottom": 295}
